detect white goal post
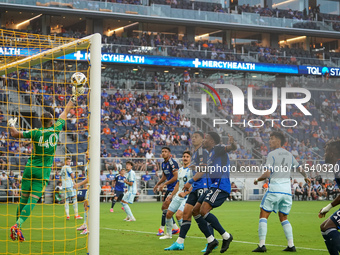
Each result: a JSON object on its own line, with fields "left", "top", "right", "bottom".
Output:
{"left": 0, "top": 33, "right": 102, "bottom": 254}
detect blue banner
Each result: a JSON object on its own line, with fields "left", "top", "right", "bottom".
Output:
{"left": 1, "top": 46, "right": 338, "bottom": 76}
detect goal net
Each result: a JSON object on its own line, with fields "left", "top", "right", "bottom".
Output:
{"left": 0, "top": 29, "right": 101, "bottom": 254}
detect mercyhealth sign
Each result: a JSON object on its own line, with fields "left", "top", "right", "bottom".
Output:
{"left": 1, "top": 47, "right": 339, "bottom": 76}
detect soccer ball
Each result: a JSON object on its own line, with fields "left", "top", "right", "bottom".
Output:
{"left": 71, "top": 72, "right": 87, "bottom": 88}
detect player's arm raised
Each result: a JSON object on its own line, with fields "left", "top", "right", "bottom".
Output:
{"left": 8, "top": 117, "right": 23, "bottom": 138}
{"left": 59, "top": 85, "right": 84, "bottom": 120}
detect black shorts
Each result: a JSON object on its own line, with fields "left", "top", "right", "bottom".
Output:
{"left": 163, "top": 190, "right": 173, "bottom": 202}
{"left": 186, "top": 188, "right": 208, "bottom": 206}
{"left": 199, "top": 187, "right": 229, "bottom": 208}
{"left": 330, "top": 209, "right": 340, "bottom": 230}
{"left": 115, "top": 191, "right": 124, "bottom": 201}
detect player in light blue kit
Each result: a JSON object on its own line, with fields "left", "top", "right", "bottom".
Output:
{"left": 61, "top": 157, "right": 82, "bottom": 220}
{"left": 319, "top": 139, "right": 340, "bottom": 255}
{"left": 253, "top": 131, "right": 309, "bottom": 253}
{"left": 160, "top": 150, "right": 193, "bottom": 239}
{"left": 121, "top": 161, "right": 137, "bottom": 222}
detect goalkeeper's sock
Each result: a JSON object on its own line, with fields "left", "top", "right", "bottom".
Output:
{"left": 72, "top": 197, "right": 78, "bottom": 216}
{"left": 111, "top": 199, "right": 117, "bottom": 209}
{"left": 178, "top": 219, "right": 183, "bottom": 227}
{"left": 16, "top": 195, "right": 28, "bottom": 221}
{"left": 281, "top": 220, "right": 294, "bottom": 247}
{"left": 17, "top": 196, "right": 39, "bottom": 227}
{"left": 65, "top": 200, "right": 70, "bottom": 217}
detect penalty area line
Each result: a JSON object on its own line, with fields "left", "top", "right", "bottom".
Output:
{"left": 102, "top": 228, "right": 327, "bottom": 252}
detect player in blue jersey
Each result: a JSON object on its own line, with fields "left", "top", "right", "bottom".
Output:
{"left": 121, "top": 161, "right": 137, "bottom": 221}
{"left": 61, "top": 157, "right": 82, "bottom": 220}
{"left": 160, "top": 150, "right": 193, "bottom": 239}
{"left": 252, "top": 131, "right": 309, "bottom": 253}
{"left": 319, "top": 140, "right": 340, "bottom": 255}
{"left": 164, "top": 131, "right": 210, "bottom": 251}
{"left": 153, "top": 147, "right": 179, "bottom": 236}
{"left": 110, "top": 169, "right": 126, "bottom": 213}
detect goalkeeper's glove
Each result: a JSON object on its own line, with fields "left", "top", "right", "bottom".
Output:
{"left": 7, "top": 117, "right": 17, "bottom": 127}
{"left": 71, "top": 86, "right": 85, "bottom": 104}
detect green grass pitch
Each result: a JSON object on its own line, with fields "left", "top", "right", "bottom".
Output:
{"left": 0, "top": 201, "right": 333, "bottom": 254}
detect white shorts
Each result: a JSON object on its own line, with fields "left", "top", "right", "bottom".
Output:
{"left": 122, "top": 192, "right": 136, "bottom": 204}
{"left": 64, "top": 188, "right": 76, "bottom": 199}
{"left": 168, "top": 195, "right": 186, "bottom": 213}
{"left": 260, "top": 192, "right": 292, "bottom": 215}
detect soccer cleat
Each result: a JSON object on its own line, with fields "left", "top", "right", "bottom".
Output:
{"left": 10, "top": 224, "right": 18, "bottom": 241}
{"left": 110, "top": 208, "right": 114, "bottom": 213}
{"left": 164, "top": 242, "right": 184, "bottom": 251}
{"left": 160, "top": 233, "right": 172, "bottom": 239}
{"left": 172, "top": 228, "right": 180, "bottom": 235}
{"left": 283, "top": 246, "right": 296, "bottom": 252}
{"left": 80, "top": 228, "right": 88, "bottom": 235}
{"left": 75, "top": 215, "right": 83, "bottom": 220}
{"left": 220, "top": 234, "right": 233, "bottom": 253}
{"left": 123, "top": 216, "right": 130, "bottom": 221}
{"left": 157, "top": 228, "right": 164, "bottom": 236}
{"left": 127, "top": 217, "right": 136, "bottom": 222}
{"left": 66, "top": 216, "right": 70, "bottom": 220}
{"left": 201, "top": 243, "right": 218, "bottom": 252}
{"left": 77, "top": 224, "right": 87, "bottom": 231}
{"left": 252, "top": 245, "right": 267, "bottom": 252}
{"left": 204, "top": 239, "right": 219, "bottom": 255}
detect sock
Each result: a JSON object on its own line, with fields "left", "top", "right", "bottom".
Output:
{"left": 72, "top": 197, "right": 78, "bottom": 216}
{"left": 16, "top": 196, "right": 28, "bottom": 221}
{"left": 84, "top": 210, "right": 87, "bottom": 226}
{"left": 177, "top": 237, "right": 185, "bottom": 244}
{"left": 194, "top": 214, "right": 212, "bottom": 238}
{"left": 161, "top": 210, "right": 167, "bottom": 227}
{"left": 179, "top": 220, "right": 191, "bottom": 239}
{"left": 172, "top": 218, "right": 179, "bottom": 229}
{"left": 259, "top": 218, "right": 267, "bottom": 247}
{"left": 203, "top": 213, "right": 226, "bottom": 236}
{"left": 322, "top": 228, "right": 340, "bottom": 255}
{"left": 208, "top": 223, "right": 214, "bottom": 237}
{"left": 65, "top": 200, "right": 70, "bottom": 217}
{"left": 123, "top": 203, "right": 134, "bottom": 218}
{"left": 111, "top": 199, "right": 117, "bottom": 208}
{"left": 281, "top": 220, "right": 294, "bottom": 247}
{"left": 166, "top": 218, "right": 173, "bottom": 237}
{"left": 16, "top": 196, "right": 39, "bottom": 227}
{"left": 178, "top": 219, "right": 183, "bottom": 227}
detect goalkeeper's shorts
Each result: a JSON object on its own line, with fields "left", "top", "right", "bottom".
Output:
{"left": 21, "top": 166, "right": 51, "bottom": 197}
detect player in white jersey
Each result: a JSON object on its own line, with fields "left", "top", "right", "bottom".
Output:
{"left": 74, "top": 151, "right": 89, "bottom": 234}
{"left": 121, "top": 161, "right": 137, "bottom": 222}
{"left": 252, "top": 131, "right": 310, "bottom": 253}
{"left": 61, "top": 157, "right": 83, "bottom": 220}
{"left": 160, "top": 151, "right": 193, "bottom": 239}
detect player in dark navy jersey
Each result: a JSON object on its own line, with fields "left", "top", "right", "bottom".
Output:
{"left": 164, "top": 131, "right": 209, "bottom": 251}
{"left": 153, "top": 147, "right": 179, "bottom": 236}
{"left": 190, "top": 132, "right": 236, "bottom": 255}
{"left": 110, "top": 169, "right": 126, "bottom": 212}
{"left": 319, "top": 140, "right": 340, "bottom": 254}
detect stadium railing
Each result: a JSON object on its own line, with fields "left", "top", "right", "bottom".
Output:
{"left": 0, "top": 0, "right": 337, "bottom": 33}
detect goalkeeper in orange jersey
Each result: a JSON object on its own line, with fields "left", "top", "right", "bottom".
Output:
{"left": 8, "top": 84, "right": 84, "bottom": 242}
